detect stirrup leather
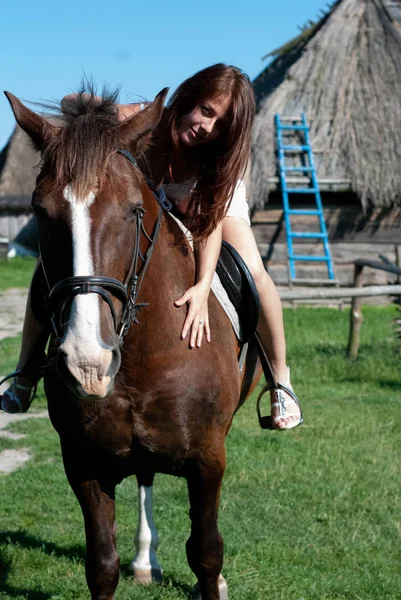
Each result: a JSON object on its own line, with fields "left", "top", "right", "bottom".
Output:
{"left": 253, "top": 333, "right": 303, "bottom": 430}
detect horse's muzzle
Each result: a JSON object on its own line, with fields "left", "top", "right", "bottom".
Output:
{"left": 56, "top": 345, "right": 121, "bottom": 401}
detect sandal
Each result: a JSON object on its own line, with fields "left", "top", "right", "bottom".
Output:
{"left": 257, "top": 367, "right": 303, "bottom": 431}
{"left": 0, "top": 370, "right": 39, "bottom": 414}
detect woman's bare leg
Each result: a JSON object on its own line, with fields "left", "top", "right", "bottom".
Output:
{"left": 222, "top": 216, "right": 301, "bottom": 429}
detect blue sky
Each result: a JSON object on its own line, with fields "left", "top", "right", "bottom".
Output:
{"left": 1, "top": 0, "right": 327, "bottom": 149}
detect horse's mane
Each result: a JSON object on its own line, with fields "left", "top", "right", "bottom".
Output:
{"left": 42, "top": 85, "right": 122, "bottom": 198}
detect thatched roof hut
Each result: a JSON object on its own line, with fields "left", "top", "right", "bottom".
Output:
{"left": 251, "top": 0, "right": 401, "bottom": 210}
{"left": 0, "top": 127, "right": 40, "bottom": 253}
{"left": 0, "top": 126, "right": 39, "bottom": 198}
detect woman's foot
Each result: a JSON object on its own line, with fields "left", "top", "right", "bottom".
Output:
{"left": 270, "top": 367, "right": 302, "bottom": 430}
{"left": 0, "top": 373, "right": 36, "bottom": 414}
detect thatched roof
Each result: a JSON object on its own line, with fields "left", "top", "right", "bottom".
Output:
{"left": 251, "top": 0, "right": 401, "bottom": 209}
{"left": 0, "top": 126, "right": 40, "bottom": 199}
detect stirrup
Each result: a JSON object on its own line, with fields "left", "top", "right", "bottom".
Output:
{"left": 256, "top": 379, "right": 303, "bottom": 430}
{"left": 0, "top": 369, "right": 39, "bottom": 413}
{"left": 253, "top": 333, "right": 303, "bottom": 430}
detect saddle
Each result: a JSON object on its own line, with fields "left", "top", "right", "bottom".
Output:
{"left": 216, "top": 242, "right": 282, "bottom": 429}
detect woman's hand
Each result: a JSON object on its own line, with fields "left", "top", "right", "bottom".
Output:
{"left": 175, "top": 281, "right": 211, "bottom": 348}
{"left": 175, "top": 221, "right": 222, "bottom": 348}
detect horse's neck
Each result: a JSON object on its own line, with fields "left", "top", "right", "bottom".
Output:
{"left": 145, "top": 213, "right": 195, "bottom": 298}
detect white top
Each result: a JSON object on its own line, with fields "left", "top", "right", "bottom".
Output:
{"left": 163, "top": 178, "right": 250, "bottom": 225}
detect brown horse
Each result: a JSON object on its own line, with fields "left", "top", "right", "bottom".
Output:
{"left": 5, "top": 88, "right": 261, "bottom": 600}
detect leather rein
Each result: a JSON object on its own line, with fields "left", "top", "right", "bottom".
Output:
{"left": 40, "top": 149, "right": 167, "bottom": 345}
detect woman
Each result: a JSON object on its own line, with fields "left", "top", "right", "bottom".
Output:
{"left": 1, "top": 64, "right": 301, "bottom": 430}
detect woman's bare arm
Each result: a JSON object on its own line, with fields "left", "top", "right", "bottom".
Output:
{"left": 174, "top": 222, "right": 223, "bottom": 347}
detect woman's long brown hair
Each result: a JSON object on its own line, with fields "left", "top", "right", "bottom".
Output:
{"left": 141, "top": 64, "right": 256, "bottom": 241}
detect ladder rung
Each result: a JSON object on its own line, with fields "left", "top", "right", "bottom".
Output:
{"left": 290, "top": 255, "right": 330, "bottom": 262}
{"left": 281, "top": 145, "right": 309, "bottom": 151}
{"left": 286, "top": 188, "right": 318, "bottom": 194}
{"left": 279, "top": 125, "right": 308, "bottom": 131}
{"left": 283, "top": 167, "right": 313, "bottom": 172}
{"left": 287, "top": 278, "right": 339, "bottom": 286}
{"left": 279, "top": 116, "right": 303, "bottom": 122}
{"left": 289, "top": 232, "right": 327, "bottom": 239}
{"left": 287, "top": 209, "right": 321, "bottom": 215}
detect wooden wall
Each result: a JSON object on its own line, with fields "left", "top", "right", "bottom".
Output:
{"left": 0, "top": 196, "right": 32, "bottom": 242}
{"left": 252, "top": 205, "right": 401, "bottom": 287}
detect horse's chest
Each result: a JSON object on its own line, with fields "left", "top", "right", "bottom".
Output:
{"left": 81, "top": 414, "right": 133, "bottom": 457}
{"left": 76, "top": 409, "right": 189, "bottom": 476}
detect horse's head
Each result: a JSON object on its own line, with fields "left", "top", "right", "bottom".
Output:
{"left": 5, "top": 87, "right": 168, "bottom": 400}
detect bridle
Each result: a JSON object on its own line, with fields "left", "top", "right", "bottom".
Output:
{"left": 40, "top": 149, "right": 170, "bottom": 345}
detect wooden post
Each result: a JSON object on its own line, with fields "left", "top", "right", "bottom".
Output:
{"left": 396, "top": 245, "right": 401, "bottom": 304}
{"left": 347, "top": 263, "right": 365, "bottom": 359}
{"left": 396, "top": 245, "right": 401, "bottom": 283}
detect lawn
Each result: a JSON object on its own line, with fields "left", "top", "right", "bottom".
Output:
{"left": 0, "top": 258, "right": 36, "bottom": 292}
{"left": 0, "top": 275, "right": 400, "bottom": 599}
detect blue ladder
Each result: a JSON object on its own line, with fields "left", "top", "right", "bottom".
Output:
{"left": 275, "top": 113, "right": 336, "bottom": 282}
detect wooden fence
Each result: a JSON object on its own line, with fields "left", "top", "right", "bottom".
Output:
{"left": 277, "top": 256, "right": 401, "bottom": 359}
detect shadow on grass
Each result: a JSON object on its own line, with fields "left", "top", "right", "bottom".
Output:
{"left": 0, "top": 529, "right": 85, "bottom": 563}
{"left": 377, "top": 379, "right": 401, "bottom": 390}
{"left": 342, "top": 376, "right": 401, "bottom": 390}
{"left": 119, "top": 563, "right": 193, "bottom": 596}
{"left": 1, "top": 532, "right": 193, "bottom": 598}
{"left": 0, "top": 553, "right": 52, "bottom": 599}
{"left": 161, "top": 574, "right": 194, "bottom": 597}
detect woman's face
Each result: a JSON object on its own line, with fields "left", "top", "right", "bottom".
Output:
{"left": 178, "top": 94, "right": 230, "bottom": 147}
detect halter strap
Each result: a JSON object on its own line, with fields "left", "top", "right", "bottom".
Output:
{"left": 117, "top": 148, "right": 138, "bottom": 168}
{"left": 116, "top": 148, "right": 172, "bottom": 212}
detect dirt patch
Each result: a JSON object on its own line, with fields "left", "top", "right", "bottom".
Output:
{"left": 0, "top": 287, "right": 49, "bottom": 474}
{"left": 0, "top": 448, "right": 32, "bottom": 474}
{"left": 0, "top": 410, "right": 48, "bottom": 474}
{"left": 0, "top": 288, "right": 28, "bottom": 341}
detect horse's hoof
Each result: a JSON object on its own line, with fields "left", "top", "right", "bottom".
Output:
{"left": 132, "top": 566, "right": 163, "bottom": 585}
{"left": 192, "top": 575, "right": 228, "bottom": 599}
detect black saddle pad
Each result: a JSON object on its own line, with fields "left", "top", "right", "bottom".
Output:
{"left": 216, "top": 241, "right": 260, "bottom": 343}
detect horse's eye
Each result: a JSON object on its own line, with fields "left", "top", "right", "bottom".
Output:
{"left": 32, "top": 193, "right": 41, "bottom": 209}
{"left": 32, "top": 196, "right": 52, "bottom": 222}
{"left": 125, "top": 206, "right": 140, "bottom": 222}
{"left": 32, "top": 202, "right": 48, "bottom": 217}
{"left": 32, "top": 199, "right": 43, "bottom": 213}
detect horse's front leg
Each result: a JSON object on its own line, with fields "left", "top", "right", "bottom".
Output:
{"left": 186, "top": 449, "right": 228, "bottom": 600}
{"left": 132, "top": 473, "right": 163, "bottom": 584}
{"left": 66, "top": 468, "right": 119, "bottom": 600}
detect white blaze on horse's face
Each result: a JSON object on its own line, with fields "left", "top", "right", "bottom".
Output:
{"left": 59, "top": 185, "right": 113, "bottom": 398}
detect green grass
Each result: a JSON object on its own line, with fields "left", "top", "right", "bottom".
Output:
{"left": 0, "top": 258, "right": 36, "bottom": 291}
{"left": 0, "top": 306, "right": 400, "bottom": 599}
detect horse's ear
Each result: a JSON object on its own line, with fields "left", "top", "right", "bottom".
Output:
{"left": 4, "top": 91, "right": 59, "bottom": 151}
{"left": 118, "top": 87, "right": 169, "bottom": 150}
